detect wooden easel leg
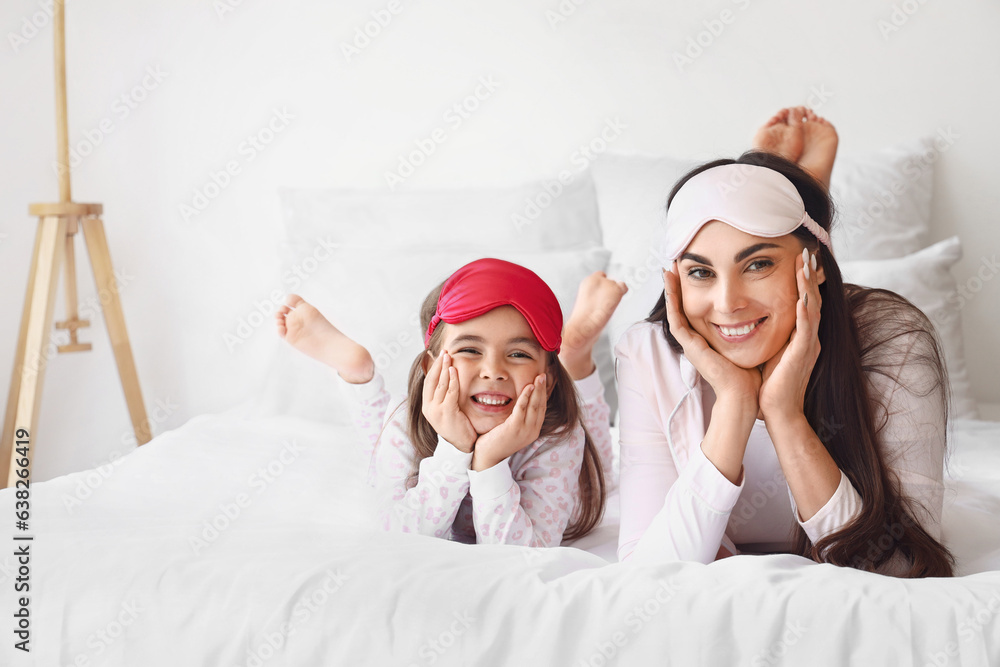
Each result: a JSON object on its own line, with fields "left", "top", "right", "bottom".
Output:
{"left": 1, "top": 216, "right": 68, "bottom": 488}
{"left": 80, "top": 217, "right": 152, "bottom": 446}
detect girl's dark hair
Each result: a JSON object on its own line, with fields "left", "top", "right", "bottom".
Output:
{"left": 375, "top": 280, "right": 607, "bottom": 542}
{"left": 644, "top": 150, "right": 955, "bottom": 577}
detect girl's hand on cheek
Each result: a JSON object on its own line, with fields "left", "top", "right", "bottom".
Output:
{"left": 662, "top": 262, "right": 761, "bottom": 405}
{"left": 472, "top": 373, "right": 547, "bottom": 471}
{"left": 759, "top": 248, "right": 822, "bottom": 420}
{"left": 421, "top": 350, "right": 478, "bottom": 453}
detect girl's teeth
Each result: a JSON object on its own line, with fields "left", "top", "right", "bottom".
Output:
{"left": 474, "top": 396, "right": 510, "bottom": 406}
{"left": 720, "top": 320, "right": 760, "bottom": 336}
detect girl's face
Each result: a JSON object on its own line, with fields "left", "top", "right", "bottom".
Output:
{"left": 677, "top": 221, "right": 825, "bottom": 369}
{"left": 427, "top": 305, "right": 553, "bottom": 435}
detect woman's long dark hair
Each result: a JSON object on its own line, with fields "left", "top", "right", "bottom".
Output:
{"left": 644, "top": 150, "right": 955, "bottom": 577}
{"left": 374, "top": 279, "right": 606, "bottom": 542}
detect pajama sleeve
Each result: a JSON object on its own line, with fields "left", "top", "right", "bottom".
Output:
{"left": 615, "top": 335, "right": 744, "bottom": 565}
{"left": 466, "top": 424, "right": 586, "bottom": 547}
{"left": 574, "top": 367, "right": 616, "bottom": 489}
{"left": 333, "top": 370, "right": 392, "bottom": 486}
{"left": 369, "top": 410, "right": 476, "bottom": 537}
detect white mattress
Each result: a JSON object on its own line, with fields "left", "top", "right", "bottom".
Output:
{"left": 2, "top": 409, "right": 999, "bottom": 665}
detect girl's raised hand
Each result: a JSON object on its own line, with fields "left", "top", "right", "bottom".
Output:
{"left": 471, "top": 373, "right": 548, "bottom": 471}
{"left": 421, "top": 350, "right": 478, "bottom": 453}
{"left": 758, "top": 248, "right": 822, "bottom": 420}
{"left": 662, "top": 262, "right": 762, "bottom": 405}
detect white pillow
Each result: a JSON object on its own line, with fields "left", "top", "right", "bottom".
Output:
{"left": 829, "top": 137, "right": 934, "bottom": 260}
{"left": 253, "top": 177, "right": 618, "bottom": 424}
{"left": 840, "top": 236, "right": 978, "bottom": 420}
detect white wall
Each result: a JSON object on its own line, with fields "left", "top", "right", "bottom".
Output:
{"left": 2, "top": 0, "right": 998, "bottom": 482}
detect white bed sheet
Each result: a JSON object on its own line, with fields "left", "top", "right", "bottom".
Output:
{"left": 2, "top": 409, "right": 999, "bottom": 665}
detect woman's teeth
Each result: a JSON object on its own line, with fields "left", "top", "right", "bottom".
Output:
{"left": 719, "top": 318, "right": 763, "bottom": 337}
{"left": 473, "top": 396, "right": 511, "bottom": 406}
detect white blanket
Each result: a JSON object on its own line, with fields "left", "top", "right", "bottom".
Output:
{"left": 2, "top": 411, "right": 999, "bottom": 665}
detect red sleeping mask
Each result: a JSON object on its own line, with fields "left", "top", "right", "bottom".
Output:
{"left": 424, "top": 258, "right": 563, "bottom": 353}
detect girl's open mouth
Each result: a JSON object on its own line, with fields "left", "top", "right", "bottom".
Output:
{"left": 713, "top": 317, "right": 767, "bottom": 343}
{"left": 472, "top": 394, "right": 513, "bottom": 413}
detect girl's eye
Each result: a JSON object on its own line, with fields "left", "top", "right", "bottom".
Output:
{"left": 457, "top": 348, "right": 531, "bottom": 359}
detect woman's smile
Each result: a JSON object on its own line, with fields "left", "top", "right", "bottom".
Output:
{"left": 713, "top": 316, "right": 768, "bottom": 342}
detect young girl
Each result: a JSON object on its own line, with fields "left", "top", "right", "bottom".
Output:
{"left": 275, "top": 258, "right": 626, "bottom": 546}
{"left": 616, "top": 107, "right": 956, "bottom": 577}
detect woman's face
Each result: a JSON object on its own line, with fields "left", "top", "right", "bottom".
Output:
{"left": 677, "top": 221, "right": 825, "bottom": 369}
{"left": 426, "top": 306, "right": 552, "bottom": 435}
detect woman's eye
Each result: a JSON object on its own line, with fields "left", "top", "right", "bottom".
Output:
{"left": 687, "top": 268, "right": 712, "bottom": 280}
{"left": 747, "top": 259, "right": 774, "bottom": 271}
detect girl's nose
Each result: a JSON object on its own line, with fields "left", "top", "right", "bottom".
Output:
{"left": 478, "top": 354, "right": 508, "bottom": 381}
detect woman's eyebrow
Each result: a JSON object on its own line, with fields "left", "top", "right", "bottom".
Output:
{"left": 680, "top": 242, "right": 782, "bottom": 267}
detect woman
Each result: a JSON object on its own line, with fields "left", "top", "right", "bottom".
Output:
{"left": 615, "top": 107, "right": 955, "bottom": 577}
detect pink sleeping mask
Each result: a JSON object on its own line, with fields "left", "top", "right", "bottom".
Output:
{"left": 662, "top": 163, "right": 834, "bottom": 261}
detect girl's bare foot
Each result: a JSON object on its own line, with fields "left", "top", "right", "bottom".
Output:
{"left": 798, "top": 108, "right": 838, "bottom": 190}
{"left": 559, "top": 272, "right": 628, "bottom": 380}
{"left": 751, "top": 106, "right": 806, "bottom": 163}
{"left": 275, "top": 294, "right": 375, "bottom": 384}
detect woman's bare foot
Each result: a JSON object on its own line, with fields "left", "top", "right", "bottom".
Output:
{"left": 559, "top": 272, "right": 628, "bottom": 380}
{"left": 798, "top": 108, "right": 838, "bottom": 190}
{"left": 752, "top": 107, "right": 806, "bottom": 163}
{"left": 275, "top": 294, "right": 375, "bottom": 384}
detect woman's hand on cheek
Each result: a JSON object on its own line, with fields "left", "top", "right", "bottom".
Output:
{"left": 662, "top": 262, "right": 761, "bottom": 405}
{"left": 471, "top": 373, "right": 547, "bottom": 471}
{"left": 421, "top": 350, "right": 478, "bottom": 453}
{"left": 759, "top": 248, "right": 822, "bottom": 420}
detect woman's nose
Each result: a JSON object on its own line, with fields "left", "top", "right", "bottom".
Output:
{"left": 716, "top": 278, "right": 748, "bottom": 314}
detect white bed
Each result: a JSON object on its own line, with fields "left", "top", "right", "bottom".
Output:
{"left": 5, "top": 141, "right": 1000, "bottom": 665}
{"left": 2, "top": 406, "right": 999, "bottom": 665}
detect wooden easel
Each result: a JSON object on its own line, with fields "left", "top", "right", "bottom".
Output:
{"left": 0, "top": 0, "right": 150, "bottom": 489}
